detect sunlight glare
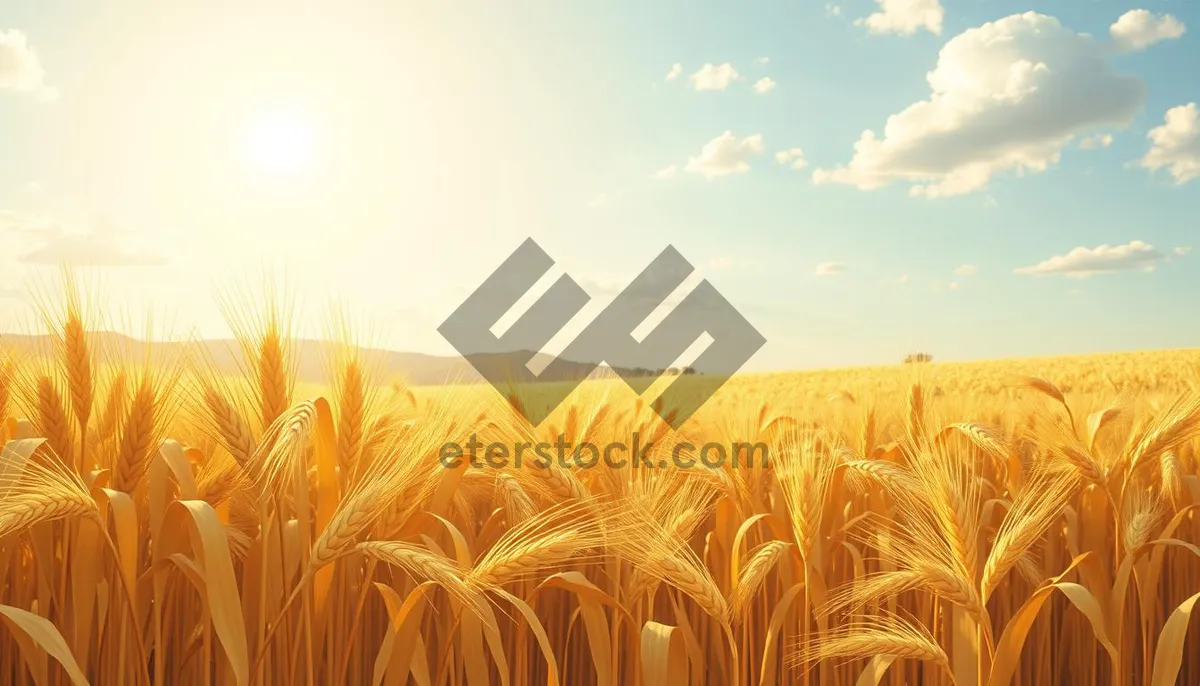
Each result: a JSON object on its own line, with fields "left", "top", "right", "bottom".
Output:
{"left": 243, "top": 109, "right": 316, "bottom": 177}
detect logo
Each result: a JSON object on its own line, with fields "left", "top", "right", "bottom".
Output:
{"left": 438, "top": 238, "right": 765, "bottom": 429}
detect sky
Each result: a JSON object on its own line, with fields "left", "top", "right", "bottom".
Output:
{"left": 1, "top": 0, "right": 1198, "bottom": 372}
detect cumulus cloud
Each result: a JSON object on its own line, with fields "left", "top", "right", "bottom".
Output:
{"left": 855, "top": 0, "right": 944, "bottom": 36}
{"left": 1110, "top": 10, "right": 1185, "bottom": 52}
{"left": 1079, "top": 134, "right": 1114, "bottom": 150}
{"left": 1014, "top": 240, "right": 1165, "bottom": 278}
{"left": 653, "top": 164, "right": 678, "bottom": 180}
{"left": 707, "top": 257, "right": 734, "bottom": 270}
{"left": 690, "top": 63, "right": 740, "bottom": 91}
{"left": 665, "top": 63, "right": 683, "bottom": 82}
{"left": 754, "top": 56, "right": 770, "bottom": 65}
{"left": 774, "top": 148, "right": 808, "bottom": 170}
{"left": 814, "top": 13, "right": 1149, "bottom": 198}
{"left": 684, "top": 131, "right": 765, "bottom": 179}
{"left": 2, "top": 212, "right": 169, "bottom": 267}
{"left": 21, "top": 237, "right": 167, "bottom": 267}
{"left": 0, "top": 30, "right": 55, "bottom": 98}
{"left": 1175, "top": 246, "right": 1192, "bottom": 256}
{"left": 1139, "top": 103, "right": 1200, "bottom": 185}
{"left": 575, "top": 270, "right": 702, "bottom": 314}
{"left": 705, "top": 257, "right": 753, "bottom": 271}
{"left": 954, "top": 264, "right": 978, "bottom": 276}
{"left": 753, "top": 77, "right": 777, "bottom": 94}
{"left": 815, "top": 261, "right": 848, "bottom": 276}
{"left": 826, "top": 4, "right": 843, "bottom": 17}
{"left": 0, "top": 210, "right": 54, "bottom": 235}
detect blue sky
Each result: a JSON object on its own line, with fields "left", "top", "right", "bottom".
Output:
{"left": 0, "top": 0, "right": 1197, "bottom": 371}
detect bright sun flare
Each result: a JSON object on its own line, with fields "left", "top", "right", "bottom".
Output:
{"left": 244, "top": 109, "right": 316, "bottom": 176}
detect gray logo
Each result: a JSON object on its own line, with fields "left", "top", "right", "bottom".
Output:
{"left": 439, "top": 238, "right": 765, "bottom": 429}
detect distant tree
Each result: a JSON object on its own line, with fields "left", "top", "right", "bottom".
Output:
{"left": 683, "top": 367, "right": 697, "bottom": 375}
{"left": 904, "top": 352, "right": 933, "bottom": 364}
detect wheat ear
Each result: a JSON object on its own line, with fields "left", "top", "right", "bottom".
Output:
{"left": 790, "top": 614, "right": 949, "bottom": 674}
{"left": 336, "top": 359, "right": 365, "bottom": 484}
{"left": 36, "top": 375, "right": 74, "bottom": 464}
{"left": 732, "top": 540, "right": 793, "bottom": 616}
{"left": 114, "top": 378, "right": 156, "bottom": 492}
{"left": 203, "top": 385, "right": 256, "bottom": 467}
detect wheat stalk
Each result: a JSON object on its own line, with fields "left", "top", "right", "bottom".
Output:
{"left": 96, "top": 370, "right": 129, "bottom": 445}
{"left": 62, "top": 310, "right": 94, "bottom": 435}
{"left": 843, "top": 459, "right": 919, "bottom": 495}
{"left": 203, "top": 384, "right": 256, "bottom": 467}
{"left": 790, "top": 614, "right": 950, "bottom": 674}
{"left": 258, "top": 327, "right": 289, "bottom": 429}
{"left": 732, "top": 540, "right": 793, "bottom": 616}
{"left": 981, "top": 466, "right": 1077, "bottom": 601}
{"left": 0, "top": 358, "right": 13, "bottom": 430}
{"left": 114, "top": 378, "right": 156, "bottom": 492}
{"left": 0, "top": 444, "right": 96, "bottom": 540}
{"left": 35, "top": 375, "right": 74, "bottom": 463}
{"left": 335, "top": 359, "right": 365, "bottom": 484}
{"left": 355, "top": 541, "right": 483, "bottom": 611}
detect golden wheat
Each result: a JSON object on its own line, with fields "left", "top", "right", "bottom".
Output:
{"left": 0, "top": 279, "right": 1197, "bottom": 685}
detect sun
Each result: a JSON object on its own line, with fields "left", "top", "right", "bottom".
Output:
{"left": 243, "top": 108, "right": 317, "bottom": 177}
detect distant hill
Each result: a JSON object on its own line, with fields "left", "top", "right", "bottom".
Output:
{"left": 0, "top": 332, "right": 685, "bottom": 387}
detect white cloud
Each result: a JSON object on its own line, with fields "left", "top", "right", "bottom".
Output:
{"left": 954, "top": 264, "right": 978, "bottom": 276}
{"left": 774, "top": 148, "right": 808, "bottom": 170}
{"left": 1140, "top": 103, "right": 1200, "bottom": 185}
{"left": 826, "top": 4, "right": 843, "bottom": 17}
{"left": 814, "top": 13, "right": 1148, "bottom": 198}
{"left": 815, "top": 261, "right": 848, "bottom": 276}
{"left": 753, "top": 77, "right": 777, "bottom": 94}
{"left": 706, "top": 257, "right": 754, "bottom": 271}
{"left": 0, "top": 30, "right": 52, "bottom": 96}
{"left": 1175, "top": 246, "right": 1192, "bottom": 257}
{"left": 1014, "top": 240, "right": 1165, "bottom": 278}
{"left": 22, "top": 237, "right": 168, "bottom": 267}
{"left": 754, "top": 56, "right": 770, "bottom": 65}
{"left": 653, "top": 164, "right": 678, "bottom": 180}
{"left": 2, "top": 211, "right": 170, "bottom": 267}
{"left": 587, "top": 192, "right": 609, "bottom": 208}
{"left": 707, "top": 257, "right": 734, "bottom": 270}
{"left": 1110, "top": 10, "right": 1185, "bottom": 52}
{"left": 948, "top": 281, "right": 960, "bottom": 290}
{"left": 983, "top": 195, "right": 999, "bottom": 208}
{"left": 665, "top": 63, "right": 683, "bottom": 82}
{"left": 855, "top": 0, "right": 944, "bottom": 36}
{"left": 0, "top": 210, "right": 54, "bottom": 235}
{"left": 690, "top": 63, "right": 740, "bottom": 92}
{"left": 896, "top": 274, "right": 909, "bottom": 285}
{"left": 1079, "top": 134, "right": 1113, "bottom": 150}
{"left": 684, "top": 131, "right": 765, "bottom": 179}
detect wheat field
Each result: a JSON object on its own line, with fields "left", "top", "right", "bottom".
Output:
{"left": 1, "top": 279, "right": 1199, "bottom": 685}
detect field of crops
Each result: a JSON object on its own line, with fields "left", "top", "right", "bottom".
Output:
{"left": 2, "top": 282, "right": 1199, "bottom": 685}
